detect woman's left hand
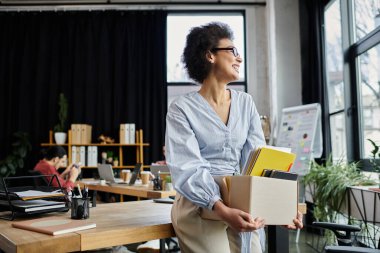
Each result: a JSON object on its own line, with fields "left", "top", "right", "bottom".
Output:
{"left": 286, "top": 211, "right": 303, "bottom": 230}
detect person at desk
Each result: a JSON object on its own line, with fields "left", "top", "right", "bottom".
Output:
{"left": 165, "top": 22, "right": 303, "bottom": 253}
{"left": 34, "top": 146, "right": 81, "bottom": 192}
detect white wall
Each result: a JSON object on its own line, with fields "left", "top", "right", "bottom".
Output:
{"left": 267, "top": 0, "right": 302, "bottom": 141}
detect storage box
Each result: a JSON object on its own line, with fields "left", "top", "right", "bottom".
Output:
{"left": 201, "top": 175, "right": 298, "bottom": 225}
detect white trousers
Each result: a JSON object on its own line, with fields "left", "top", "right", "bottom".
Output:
{"left": 171, "top": 194, "right": 263, "bottom": 253}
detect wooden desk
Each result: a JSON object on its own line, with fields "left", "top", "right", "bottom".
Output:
{"left": 0, "top": 200, "right": 175, "bottom": 253}
{"left": 77, "top": 179, "right": 176, "bottom": 200}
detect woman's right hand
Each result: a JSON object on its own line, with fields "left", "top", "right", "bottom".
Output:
{"left": 213, "top": 200, "right": 265, "bottom": 232}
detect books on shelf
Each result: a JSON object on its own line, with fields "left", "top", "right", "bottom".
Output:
{"left": 87, "top": 146, "right": 98, "bottom": 167}
{"left": 0, "top": 199, "right": 66, "bottom": 213}
{"left": 120, "top": 123, "right": 136, "bottom": 144}
{"left": 71, "top": 124, "right": 92, "bottom": 145}
{"left": 129, "top": 123, "right": 135, "bottom": 144}
{"left": 242, "top": 146, "right": 296, "bottom": 176}
{"left": 12, "top": 216, "right": 96, "bottom": 235}
{"left": 71, "top": 146, "right": 98, "bottom": 166}
{"left": 79, "top": 146, "right": 86, "bottom": 166}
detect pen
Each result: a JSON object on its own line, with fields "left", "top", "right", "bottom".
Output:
{"left": 77, "top": 184, "right": 83, "bottom": 198}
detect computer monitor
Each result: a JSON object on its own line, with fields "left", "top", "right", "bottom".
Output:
{"left": 150, "top": 165, "right": 170, "bottom": 178}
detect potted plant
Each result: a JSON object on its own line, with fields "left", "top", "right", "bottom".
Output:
{"left": 53, "top": 93, "right": 68, "bottom": 144}
{"left": 113, "top": 157, "right": 119, "bottom": 167}
{"left": 368, "top": 139, "right": 380, "bottom": 188}
{"left": 165, "top": 175, "right": 173, "bottom": 191}
{"left": 303, "top": 156, "right": 375, "bottom": 244}
{"left": 303, "top": 156, "right": 375, "bottom": 222}
{"left": 0, "top": 132, "right": 32, "bottom": 177}
{"left": 106, "top": 151, "right": 114, "bottom": 164}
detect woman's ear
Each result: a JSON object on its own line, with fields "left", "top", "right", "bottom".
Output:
{"left": 206, "top": 51, "right": 215, "bottom": 64}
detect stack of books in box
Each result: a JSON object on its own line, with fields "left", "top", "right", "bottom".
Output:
{"left": 201, "top": 146, "right": 299, "bottom": 225}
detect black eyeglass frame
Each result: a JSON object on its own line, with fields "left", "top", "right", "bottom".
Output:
{"left": 211, "top": 47, "right": 240, "bottom": 57}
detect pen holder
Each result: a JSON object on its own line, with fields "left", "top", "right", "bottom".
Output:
{"left": 71, "top": 197, "right": 90, "bottom": 219}
{"left": 152, "top": 178, "right": 162, "bottom": 191}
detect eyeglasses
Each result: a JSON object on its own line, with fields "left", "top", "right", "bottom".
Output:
{"left": 211, "top": 47, "right": 240, "bottom": 57}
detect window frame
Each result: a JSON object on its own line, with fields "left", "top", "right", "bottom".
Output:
{"left": 323, "top": 0, "right": 380, "bottom": 170}
{"left": 166, "top": 10, "right": 247, "bottom": 94}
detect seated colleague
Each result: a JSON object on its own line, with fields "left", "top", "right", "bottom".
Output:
{"left": 34, "top": 146, "right": 81, "bottom": 192}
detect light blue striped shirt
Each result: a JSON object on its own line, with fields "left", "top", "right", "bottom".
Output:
{"left": 165, "top": 89, "right": 266, "bottom": 252}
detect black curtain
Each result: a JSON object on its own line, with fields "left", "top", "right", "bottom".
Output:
{"left": 299, "top": 0, "right": 331, "bottom": 159}
{"left": 0, "top": 10, "right": 167, "bottom": 175}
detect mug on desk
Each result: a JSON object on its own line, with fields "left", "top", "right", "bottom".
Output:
{"left": 140, "top": 171, "right": 150, "bottom": 185}
{"left": 121, "top": 169, "right": 131, "bottom": 182}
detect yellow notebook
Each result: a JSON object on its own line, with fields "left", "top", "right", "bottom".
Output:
{"left": 245, "top": 147, "right": 296, "bottom": 176}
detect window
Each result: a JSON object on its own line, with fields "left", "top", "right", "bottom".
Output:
{"left": 166, "top": 12, "right": 246, "bottom": 105}
{"left": 357, "top": 44, "right": 380, "bottom": 158}
{"left": 322, "top": 0, "right": 380, "bottom": 169}
{"left": 324, "top": 0, "right": 347, "bottom": 161}
{"left": 354, "top": 0, "right": 380, "bottom": 41}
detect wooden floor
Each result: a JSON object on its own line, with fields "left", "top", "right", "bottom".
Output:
{"left": 84, "top": 228, "right": 323, "bottom": 253}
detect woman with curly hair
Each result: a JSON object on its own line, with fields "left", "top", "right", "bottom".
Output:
{"left": 165, "top": 22, "right": 302, "bottom": 253}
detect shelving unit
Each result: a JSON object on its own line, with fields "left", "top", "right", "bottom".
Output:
{"left": 41, "top": 129, "right": 150, "bottom": 170}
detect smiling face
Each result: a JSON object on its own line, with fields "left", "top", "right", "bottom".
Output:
{"left": 210, "top": 38, "right": 242, "bottom": 83}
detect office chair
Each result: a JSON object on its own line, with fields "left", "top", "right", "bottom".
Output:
{"left": 313, "top": 222, "right": 380, "bottom": 253}
{"left": 27, "top": 170, "right": 50, "bottom": 186}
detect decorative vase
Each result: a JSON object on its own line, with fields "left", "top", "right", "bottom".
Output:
{"left": 54, "top": 132, "right": 67, "bottom": 144}
{"left": 113, "top": 160, "right": 119, "bottom": 167}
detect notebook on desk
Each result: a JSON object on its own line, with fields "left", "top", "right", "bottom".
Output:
{"left": 97, "top": 164, "right": 126, "bottom": 184}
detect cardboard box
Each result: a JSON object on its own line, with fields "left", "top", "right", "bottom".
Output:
{"left": 201, "top": 175, "right": 298, "bottom": 225}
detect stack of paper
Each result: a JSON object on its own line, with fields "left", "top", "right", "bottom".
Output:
{"left": 0, "top": 199, "right": 66, "bottom": 213}
{"left": 242, "top": 146, "right": 296, "bottom": 176}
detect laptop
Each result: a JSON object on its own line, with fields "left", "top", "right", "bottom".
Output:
{"left": 150, "top": 165, "right": 170, "bottom": 178}
{"left": 97, "top": 164, "right": 126, "bottom": 184}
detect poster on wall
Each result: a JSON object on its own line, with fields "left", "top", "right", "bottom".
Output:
{"left": 276, "top": 103, "right": 323, "bottom": 175}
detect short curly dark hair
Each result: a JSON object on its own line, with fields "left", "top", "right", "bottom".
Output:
{"left": 182, "top": 22, "right": 234, "bottom": 83}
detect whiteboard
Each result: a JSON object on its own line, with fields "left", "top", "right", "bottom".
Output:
{"left": 276, "top": 103, "right": 323, "bottom": 175}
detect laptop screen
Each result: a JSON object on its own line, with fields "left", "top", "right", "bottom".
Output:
{"left": 97, "top": 164, "right": 117, "bottom": 183}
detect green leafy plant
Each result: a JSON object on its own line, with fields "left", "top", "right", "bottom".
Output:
{"left": 165, "top": 175, "right": 172, "bottom": 183}
{"left": 53, "top": 93, "right": 68, "bottom": 133}
{"left": 106, "top": 151, "right": 114, "bottom": 158}
{"left": 368, "top": 139, "right": 380, "bottom": 188}
{"left": 368, "top": 139, "right": 380, "bottom": 173}
{"left": 303, "top": 156, "right": 375, "bottom": 223}
{"left": 0, "top": 132, "right": 32, "bottom": 177}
